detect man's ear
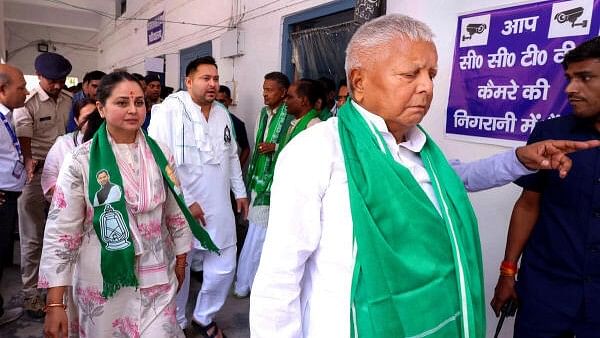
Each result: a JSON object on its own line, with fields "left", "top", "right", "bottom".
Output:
{"left": 185, "top": 76, "right": 192, "bottom": 91}
{"left": 349, "top": 68, "right": 364, "bottom": 103}
{"left": 301, "top": 95, "right": 310, "bottom": 109}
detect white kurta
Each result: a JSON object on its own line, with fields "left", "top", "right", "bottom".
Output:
{"left": 250, "top": 103, "right": 534, "bottom": 338}
{"left": 41, "top": 131, "right": 83, "bottom": 200}
{"left": 148, "top": 91, "right": 246, "bottom": 249}
{"left": 148, "top": 91, "right": 247, "bottom": 327}
{"left": 39, "top": 135, "right": 192, "bottom": 338}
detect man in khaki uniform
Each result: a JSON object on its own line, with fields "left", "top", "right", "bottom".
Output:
{"left": 13, "top": 52, "right": 72, "bottom": 318}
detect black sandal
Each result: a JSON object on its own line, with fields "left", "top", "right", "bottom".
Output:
{"left": 193, "top": 321, "right": 227, "bottom": 338}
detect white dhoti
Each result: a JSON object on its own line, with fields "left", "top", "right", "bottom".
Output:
{"left": 149, "top": 93, "right": 247, "bottom": 330}
{"left": 234, "top": 222, "right": 268, "bottom": 297}
{"left": 176, "top": 245, "right": 236, "bottom": 328}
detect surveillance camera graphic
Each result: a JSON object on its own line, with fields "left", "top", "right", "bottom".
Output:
{"left": 462, "top": 23, "right": 487, "bottom": 41}
{"left": 554, "top": 7, "right": 588, "bottom": 28}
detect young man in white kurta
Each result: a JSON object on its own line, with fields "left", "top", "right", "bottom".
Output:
{"left": 148, "top": 85, "right": 246, "bottom": 330}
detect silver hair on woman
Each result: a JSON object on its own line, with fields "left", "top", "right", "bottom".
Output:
{"left": 344, "top": 14, "right": 435, "bottom": 86}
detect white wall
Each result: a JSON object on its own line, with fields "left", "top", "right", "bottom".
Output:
{"left": 387, "top": 1, "right": 548, "bottom": 337}
{"left": 0, "top": 1, "right": 6, "bottom": 64}
{"left": 97, "top": 0, "right": 233, "bottom": 80}
{"left": 96, "top": 0, "right": 338, "bottom": 128}
{"left": 228, "top": 0, "right": 335, "bottom": 129}
{"left": 5, "top": 22, "right": 98, "bottom": 80}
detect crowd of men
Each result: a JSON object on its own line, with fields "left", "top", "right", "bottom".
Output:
{"left": 1, "top": 13, "right": 600, "bottom": 338}
{"left": 0, "top": 48, "right": 349, "bottom": 334}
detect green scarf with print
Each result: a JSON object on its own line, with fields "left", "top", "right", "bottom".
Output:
{"left": 88, "top": 123, "right": 218, "bottom": 298}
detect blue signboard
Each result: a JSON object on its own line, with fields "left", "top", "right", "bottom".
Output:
{"left": 147, "top": 12, "right": 164, "bottom": 45}
{"left": 446, "top": 0, "right": 600, "bottom": 145}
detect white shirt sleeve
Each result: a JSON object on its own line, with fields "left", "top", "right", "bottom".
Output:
{"left": 148, "top": 103, "right": 176, "bottom": 162}
{"left": 451, "top": 148, "right": 535, "bottom": 192}
{"left": 41, "top": 137, "right": 66, "bottom": 199}
{"left": 250, "top": 139, "right": 325, "bottom": 338}
{"left": 148, "top": 101, "right": 199, "bottom": 206}
{"left": 39, "top": 152, "right": 86, "bottom": 287}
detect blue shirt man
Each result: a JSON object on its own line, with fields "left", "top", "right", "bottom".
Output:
{"left": 492, "top": 36, "right": 600, "bottom": 338}
{"left": 0, "top": 64, "right": 29, "bottom": 326}
{"left": 67, "top": 70, "right": 105, "bottom": 132}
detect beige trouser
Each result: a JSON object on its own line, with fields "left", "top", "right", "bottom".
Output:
{"left": 17, "top": 172, "right": 49, "bottom": 297}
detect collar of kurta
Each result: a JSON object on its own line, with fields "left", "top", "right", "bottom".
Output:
{"left": 0, "top": 103, "right": 11, "bottom": 116}
{"left": 350, "top": 101, "right": 427, "bottom": 153}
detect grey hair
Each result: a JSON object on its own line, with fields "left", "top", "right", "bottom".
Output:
{"left": 345, "top": 14, "right": 435, "bottom": 86}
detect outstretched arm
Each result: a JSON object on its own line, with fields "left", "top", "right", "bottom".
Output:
{"left": 515, "top": 139, "right": 600, "bottom": 178}
{"left": 453, "top": 139, "right": 600, "bottom": 192}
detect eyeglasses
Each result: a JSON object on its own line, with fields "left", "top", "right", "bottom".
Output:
{"left": 336, "top": 95, "right": 349, "bottom": 101}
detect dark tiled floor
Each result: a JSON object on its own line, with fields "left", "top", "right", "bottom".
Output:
{"left": 0, "top": 265, "right": 250, "bottom": 337}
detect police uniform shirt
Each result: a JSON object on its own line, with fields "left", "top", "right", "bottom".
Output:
{"left": 14, "top": 86, "right": 72, "bottom": 161}
{"left": 0, "top": 103, "right": 26, "bottom": 191}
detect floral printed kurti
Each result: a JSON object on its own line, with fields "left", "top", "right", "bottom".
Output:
{"left": 39, "top": 135, "right": 192, "bottom": 338}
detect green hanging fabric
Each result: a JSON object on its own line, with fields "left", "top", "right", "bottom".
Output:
{"left": 246, "top": 105, "right": 293, "bottom": 206}
{"left": 279, "top": 108, "right": 320, "bottom": 149}
{"left": 337, "top": 102, "right": 485, "bottom": 338}
{"left": 88, "top": 123, "right": 218, "bottom": 298}
{"left": 318, "top": 107, "right": 332, "bottom": 121}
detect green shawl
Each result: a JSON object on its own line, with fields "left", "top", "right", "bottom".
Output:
{"left": 319, "top": 107, "right": 332, "bottom": 121}
{"left": 246, "top": 105, "right": 293, "bottom": 206}
{"left": 88, "top": 123, "right": 218, "bottom": 298}
{"left": 337, "top": 102, "right": 485, "bottom": 338}
{"left": 279, "top": 108, "right": 320, "bottom": 149}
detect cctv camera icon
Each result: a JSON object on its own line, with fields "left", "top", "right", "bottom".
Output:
{"left": 462, "top": 23, "right": 487, "bottom": 41}
{"left": 554, "top": 7, "right": 588, "bottom": 28}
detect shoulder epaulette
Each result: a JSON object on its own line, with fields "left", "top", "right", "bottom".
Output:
{"left": 60, "top": 89, "right": 73, "bottom": 98}
{"left": 24, "top": 90, "right": 39, "bottom": 103}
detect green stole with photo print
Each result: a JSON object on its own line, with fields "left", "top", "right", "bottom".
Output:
{"left": 246, "top": 104, "right": 293, "bottom": 206}
{"left": 88, "top": 123, "right": 218, "bottom": 298}
{"left": 337, "top": 102, "right": 485, "bottom": 338}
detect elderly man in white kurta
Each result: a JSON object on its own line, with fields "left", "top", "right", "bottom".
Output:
{"left": 149, "top": 56, "right": 248, "bottom": 337}
{"left": 250, "top": 14, "right": 600, "bottom": 338}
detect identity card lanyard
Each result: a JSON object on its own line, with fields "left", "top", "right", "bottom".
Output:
{"left": 0, "top": 112, "right": 22, "bottom": 158}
